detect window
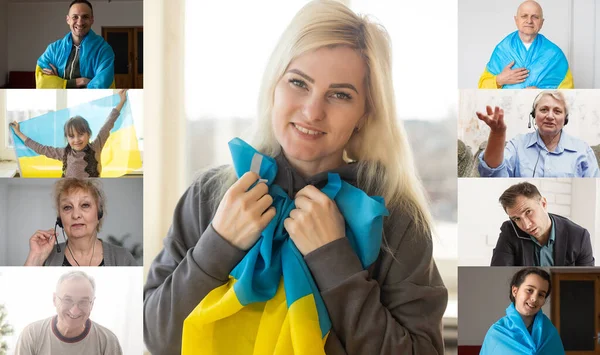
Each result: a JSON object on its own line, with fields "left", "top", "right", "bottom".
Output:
{"left": 5, "top": 90, "right": 56, "bottom": 150}
{"left": 1, "top": 90, "right": 144, "bottom": 160}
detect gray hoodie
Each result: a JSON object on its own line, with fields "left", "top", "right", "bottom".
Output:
{"left": 143, "top": 154, "right": 447, "bottom": 354}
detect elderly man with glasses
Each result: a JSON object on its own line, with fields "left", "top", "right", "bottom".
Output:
{"left": 15, "top": 271, "right": 122, "bottom": 355}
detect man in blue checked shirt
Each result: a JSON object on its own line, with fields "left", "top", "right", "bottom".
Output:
{"left": 476, "top": 91, "right": 599, "bottom": 178}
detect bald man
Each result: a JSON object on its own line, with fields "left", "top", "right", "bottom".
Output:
{"left": 478, "top": 1, "right": 573, "bottom": 89}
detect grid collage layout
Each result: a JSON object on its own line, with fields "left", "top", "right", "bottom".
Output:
{"left": 0, "top": 1, "right": 599, "bottom": 355}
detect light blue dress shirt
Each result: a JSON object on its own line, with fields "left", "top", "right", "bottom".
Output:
{"left": 530, "top": 215, "right": 555, "bottom": 267}
{"left": 478, "top": 131, "right": 600, "bottom": 177}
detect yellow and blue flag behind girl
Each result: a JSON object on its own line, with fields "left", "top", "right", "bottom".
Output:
{"left": 10, "top": 93, "right": 142, "bottom": 177}
{"left": 36, "top": 30, "right": 115, "bottom": 89}
{"left": 182, "top": 138, "right": 389, "bottom": 355}
{"left": 479, "top": 31, "right": 573, "bottom": 89}
{"left": 481, "top": 303, "right": 565, "bottom": 355}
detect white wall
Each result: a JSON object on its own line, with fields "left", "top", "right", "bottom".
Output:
{"left": 7, "top": 1, "right": 143, "bottom": 71}
{"left": 458, "top": 178, "right": 597, "bottom": 266}
{"left": 0, "top": 0, "right": 8, "bottom": 85}
{"left": 458, "top": 90, "right": 600, "bottom": 155}
{"left": 596, "top": 3, "right": 600, "bottom": 86}
{"left": 571, "top": 0, "right": 598, "bottom": 88}
{"left": 571, "top": 179, "right": 597, "bottom": 254}
{"left": 0, "top": 267, "right": 144, "bottom": 355}
{"left": 0, "top": 178, "right": 143, "bottom": 266}
{"left": 459, "top": 0, "right": 600, "bottom": 89}
{"left": 458, "top": 267, "right": 552, "bottom": 345}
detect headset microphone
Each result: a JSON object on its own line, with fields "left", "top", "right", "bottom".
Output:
{"left": 54, "top": 217, "right": 62, "bottom": 253}
{"left": 529, "top": 91, "right": 569, "bottom": 129}
{"left": 53, "top": 209, "right": 102, "bottom": 253}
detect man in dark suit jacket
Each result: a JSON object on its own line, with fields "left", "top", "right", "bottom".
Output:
{"left": 491, "top": 182, "right": 595, "bottom": 266}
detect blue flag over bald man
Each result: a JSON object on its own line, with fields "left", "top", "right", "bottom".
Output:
{"left": 479, "top": 0, "right": 573, "bottom": 89}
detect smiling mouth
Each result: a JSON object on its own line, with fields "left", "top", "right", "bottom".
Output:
{"left": 292, "top": 123, "right": 325, "bottom": 136}
{"left": 67, "top": 314, "right": 82, "bottom": 319}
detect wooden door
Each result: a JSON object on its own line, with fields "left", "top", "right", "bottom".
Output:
{"left": 134, "top": 28, "right": 143, "bottom": 88}
{"left": 102, "top": 27, "right": 143, "bottom": 88}
{"left": 552, "top": 272, "right": 600, "bottom": 355}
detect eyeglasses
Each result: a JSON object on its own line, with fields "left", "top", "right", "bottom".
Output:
{"left": 56, "top": 295, "right": 93, "bottom": 310}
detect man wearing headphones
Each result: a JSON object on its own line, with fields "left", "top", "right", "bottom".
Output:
{"left": 476, "top": 91, "right": 599, "bottom": 177}
{"left": 491, "top": 182, "right": 595, "bottom": 266}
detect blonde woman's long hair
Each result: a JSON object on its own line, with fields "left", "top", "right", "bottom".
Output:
{"left": 206, "top": 0, "right": 433, "bottom": 236}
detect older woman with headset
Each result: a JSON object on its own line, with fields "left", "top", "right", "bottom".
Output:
{"left": 143, "top": 1, "right": 447, "bottom": 354}
{"left": 477, "top": 90, "right": 599, "bottom": 177}
{"left": 23, "top": 178, "right": 137, "bottom": 266}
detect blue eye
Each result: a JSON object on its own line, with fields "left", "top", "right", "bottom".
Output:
{"left": 289, "top": 79, "right": 307, "bottom": 89}
{"left": 332, "top": 92, "right": 352, "bottom": 100}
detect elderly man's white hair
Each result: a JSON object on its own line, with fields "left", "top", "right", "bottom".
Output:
{"left": 55, "top": 270, "right": 96, "bottom": 296}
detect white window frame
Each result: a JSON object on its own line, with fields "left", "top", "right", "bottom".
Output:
{"left": 0, "top": 90, "right": 143, "bottom": 162}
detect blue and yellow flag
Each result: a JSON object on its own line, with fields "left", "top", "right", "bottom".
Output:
{"left": 479, "top": 31, "right": 573, "bottom": 89}
{"left": 36, "top": 30, "right": 115, "bottom": 89}
{"left": 182, "top": 138, "right": 389, "bottom": 354}
{"left": 10, "top": 93, "right": 142, "bottom": 177}
{"left": 481, "top": 303, "right": 565, "bottom": 354}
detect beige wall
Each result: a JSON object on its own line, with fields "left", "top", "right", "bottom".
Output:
{"left": 143, "top": 0, "right": 187, "bottom": 278}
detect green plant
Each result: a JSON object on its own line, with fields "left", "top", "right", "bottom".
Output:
{"left": 0, "top": 304, "right": 13, "bottom": 355}
{"left": 106, "top": 234, "right": 143, "bottom": 261}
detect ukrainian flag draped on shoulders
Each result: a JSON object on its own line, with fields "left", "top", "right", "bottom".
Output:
{"left": 36, "top": 29, "right": 115, "bottom": 89}
{"left": 182, "top": 138, "right": 389, "bottom": 355}
{"left": 10, "top": 93, "right": 142, "bottom": 177}
{"left": 479, "top": 31, "right": 573, "bottom": 89}
{"left": 480, "top": 303, "right": 565, "bottom": 355}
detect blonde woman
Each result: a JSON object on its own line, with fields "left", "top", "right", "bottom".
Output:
{"left": 144, "top": 1, "right": 447, "bottom": 354}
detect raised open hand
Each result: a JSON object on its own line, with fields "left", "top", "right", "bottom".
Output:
{"left": 476, "top": 106, "right": 506, "bottom": 134}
